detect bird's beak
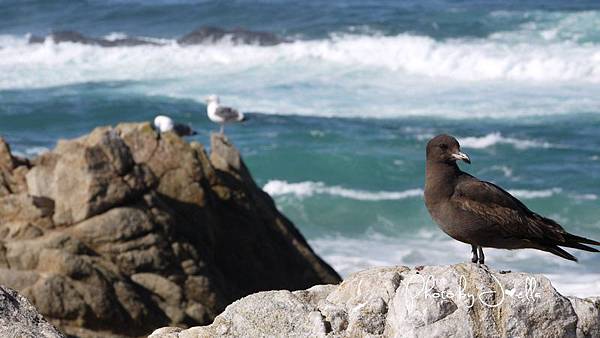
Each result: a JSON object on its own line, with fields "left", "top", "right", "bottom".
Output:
{"left": 452, "top": 151, "right": 471, "bottom": 164}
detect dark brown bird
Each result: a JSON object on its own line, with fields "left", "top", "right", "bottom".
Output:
{"left": 424, "top": 134, "right": 599, "bottom": 266}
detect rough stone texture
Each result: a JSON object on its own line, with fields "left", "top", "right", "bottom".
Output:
{"left": 0, "top": 123, "right": 340, "bottom": 337}
{"left": 569, "top": 296, "right": 600, "bottom": 338}
{"left": 150, "top": 264, "right": 600, "bottom": 338}
{"left": 0, "top": 137, "right": 29, "bottom": 197}
{"left": 0, "top": 285, "right": 65, "bottom": 338}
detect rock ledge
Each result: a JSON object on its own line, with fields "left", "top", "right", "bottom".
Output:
{"left": 150, "top": 264, "right": 600, "bottom": 338}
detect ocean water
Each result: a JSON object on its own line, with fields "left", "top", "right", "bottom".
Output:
{"left": 1, "top": 0, "right": 600, "bottom": 297}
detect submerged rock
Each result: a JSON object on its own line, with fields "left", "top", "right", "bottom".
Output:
{"left": 0, "top": 123, "right": 340, "bottom": 337}
{"left": 177, "top": 26, "right": 286, "bottom": 46}
{"left": 150, "top": 264, "right": 600, "bottom": 338}
{"left": 28, "top": 27, "right": 287, "bottom": 47}
{"left": 28, "top": 31, "right": 159, "bottom": 47}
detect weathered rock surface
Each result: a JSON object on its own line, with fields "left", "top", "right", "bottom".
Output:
{"left": 0, "top": 285, "right": 65, "bottom": 338}
{"left": 150, "top": 264, "right": 600, "bottom": 338}
{"left": 0, "top": 123, "right": 340, "bottom": 337}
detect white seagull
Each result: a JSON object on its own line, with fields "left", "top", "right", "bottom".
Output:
{"left": 205, "top": 95, "right": 245, "bottom": 134}
{"left": 153, "top": 115, "right": 197, "bottom": 136}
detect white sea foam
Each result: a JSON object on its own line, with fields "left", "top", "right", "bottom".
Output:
{"left": 11, "top": 146, "right": 50, "bottom": 158}
{"left": 265, "top": 180, "right": 570, "bottom": 201}
{"left": 509, "top": 188, "right": 562, "bottom": 199}
{"left": 571, "top": 193, "right": 599, "bottom": 201}
{"left": 2, "top": 30, "right": 600, "bottom": 118}
{"left": 103, "top": 32, "right": 128, "bottom": 41}
{"left": 263, "top": 180, "right": 423, "bottom": 201}
{"left": 459, "top": 132, "right": 554, "bottom": 150}
{"left": 309, "top": 232, "right": 600, "bottom": 298}
{"left": 3, "top": 32, "right": 600, "bottom": 87}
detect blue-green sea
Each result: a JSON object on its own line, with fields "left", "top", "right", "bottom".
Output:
{"left": 1, "top": 0, "right": 599, "bottom": 296}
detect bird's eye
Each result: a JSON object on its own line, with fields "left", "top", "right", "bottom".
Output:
{"left": 439, "top": 144, "right": 448, "bottom": 150}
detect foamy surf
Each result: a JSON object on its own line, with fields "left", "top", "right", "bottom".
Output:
{"left": 309, "top": 232, "right": 600, "bottom": 298}
{"left": 2, "top": 31, "right": 600, "bottom": 119}
{"left": 264, "top": 180, "right": 568, "bottom": 201}
{"left": 263, "top": 180, "right": 423, "bottom": 201}
{"left": 459, "top": 132, "right": 556, "bottom": 150}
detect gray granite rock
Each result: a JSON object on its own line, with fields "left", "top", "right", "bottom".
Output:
{"left": 151, "top": 264, "right": 599, "bottom": 338}
{"left": 0, "top": 285, "right": 64, "bottom": 338}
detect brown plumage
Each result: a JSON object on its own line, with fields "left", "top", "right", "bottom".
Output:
{"left": 424, "top": 134, "right": 599, "bottom": 266}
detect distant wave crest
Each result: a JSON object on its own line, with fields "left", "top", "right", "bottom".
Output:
{"left": 263, "top": 180, "right": 423, "bottom": 201}
{"left": 459, "top": 132, "right": 555, "bottom": 150}
{"left": 264, "top": 180, "right": 568, "bottom": 201}
{"left": 2, "top": 29, "right": 600, "bottom": 90}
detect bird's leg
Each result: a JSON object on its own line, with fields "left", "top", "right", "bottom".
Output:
{"left": 477, "top": 246, "right": 485, "bottom": 268}
{"left": 220, "top": 125, "right": 224, "bottom": 134}
{"left": 471, "top": 245, "right": 478, "bottom": 263}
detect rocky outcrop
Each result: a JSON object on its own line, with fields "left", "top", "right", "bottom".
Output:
{"left": 0, "top": 285, "right": 65, "bottom": 338}
{"left": 0, "top": 124, "right": 340, "bottom": 337}
{"left": 28, "top": 27, "right": 287, "bottom": 47}
{"left": 27, "top": 31, "right": 160, "bottom": 47}
{"left": 150, "top": 264, "right": 600, "bottom": 338}
{"left": 177, "top": 27, "right": 286, "bottom": 46}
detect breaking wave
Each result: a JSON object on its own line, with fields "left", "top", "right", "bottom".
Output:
{"left": 459, "top": 132, "right": 555, "bottom": 150}
{"left": 264, "top": 180, "right": 566, "bottom": 201}
{"left": 263, "top": 180, "right": 423, "bottom": 201}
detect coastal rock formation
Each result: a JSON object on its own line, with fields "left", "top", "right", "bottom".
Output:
{"left": 0, "top": 124, "right": 340, "bottom": 337}
{"left": 28, "top": 27, "right": 286, "bottom": 47}
{"left": 27, "top": 30, "right": 159, "bottom": 47}
{"left": 177, "top": 27, "right": 285, "bottom": 46}
{"left": 150, "top": 264, "right": 600, "bottom": 338}
{"left": 0, "top": 285, "right": 65, "bottom": 338}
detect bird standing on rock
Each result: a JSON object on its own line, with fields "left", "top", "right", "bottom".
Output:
{"left": 424, "top": 134, "right": 599, "bottom": 267}
{"left": 205, "top": 95, "right": 245, "bottom": 134}
{"left": 153, "top": 115, "right": 197, "bottom": 137}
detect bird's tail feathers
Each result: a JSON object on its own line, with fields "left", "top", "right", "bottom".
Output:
{"left": 545, "top": 246, "right": 578, "bottom": 262}
{"left": 559, "top": 241, "right": 599, "bottom": 253}
{"left": 563, "top": 233, "right": 600, "bottom": 246}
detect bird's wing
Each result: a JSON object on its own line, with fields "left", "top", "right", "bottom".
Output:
{"left": 215, "top": 106, "right": 240, "bottom": 121}
{"left": 451, "top": 174, "right": 566, "bottom": 242}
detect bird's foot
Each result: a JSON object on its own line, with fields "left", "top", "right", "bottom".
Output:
{"left": 476, "top": 262, "right": 489, "bottom": 270}
{"left": 471, "top": 245, "right": 478, "bottom": 263}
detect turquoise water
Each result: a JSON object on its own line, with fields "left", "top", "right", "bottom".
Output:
{"left": 1, "top": 0, "right": 600, "bottom": 296}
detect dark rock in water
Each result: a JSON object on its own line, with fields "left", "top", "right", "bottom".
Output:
{"left": 0, "top": 285, "right": 65, "bottom": 337}
{"left": 177, "top": 26, "right": 286, "bottom": 46}
{"left": 28, "top": 31, "right": 161, "bottom": 47}
{"left": 0, "top": 123, "right": 340, "bottom": 337}
{"left": 28, "top": 27, "right": 287, "bottom": 48}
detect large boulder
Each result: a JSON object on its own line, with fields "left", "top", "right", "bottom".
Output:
{"left": 0, "top": 123, "right": 340, "bottom": 337}
{"left": 149, "top": 264, "right": 600, "bottom": 338}
{"left": 0, "top": 285, "right": 65, "bottom": 338}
